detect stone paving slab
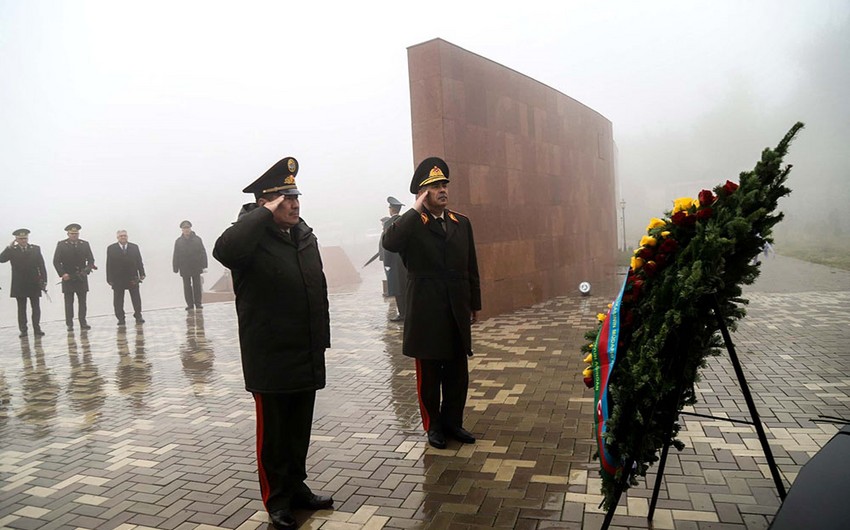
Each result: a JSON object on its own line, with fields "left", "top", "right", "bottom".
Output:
{"left": 0, "top": 255, "right": 847, "bottom": 529}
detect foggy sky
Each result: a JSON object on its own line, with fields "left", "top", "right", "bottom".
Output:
{"left": 1, "top": 0, "right": 848, "bottom": 325}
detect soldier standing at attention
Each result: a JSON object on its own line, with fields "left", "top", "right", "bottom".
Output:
{"left": 0, "top": 229, "right": 47, "bottom": 337}
{"left": 214, "top": 156, "right": 333, "bottom": 529}
{"left": 381, "top": 156, "right": 481, "bottom": 449}
{"left": 173, "top": 220, "right": 208, "bottom": 310}
{"left": 381, "top": 196, "right": 408, "bottom": 322}
{"left": 53, "top": 223, "right": 96, "bottom": 331}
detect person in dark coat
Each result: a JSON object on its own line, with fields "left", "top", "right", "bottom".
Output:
{"left": 53, "top": 224, "right": 97, "bottom": 331}
{"left": 173, "top": 220, "right": 208, "bottom": 310}
{"left": 106, "top": 230, "right": 146, "bottom": 325}
{"left": 0, "top": 229, "right": 47, "bottom": 337}
{"left": 213, "top": 156, "right": 333, "bottom": 530}
{"left": 381, "top": 196, "right": 408, "bottom": 322}
{"left": 382, "top": 156, "right": 482, "bottom": 450}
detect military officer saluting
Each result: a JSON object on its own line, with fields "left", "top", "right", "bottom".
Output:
{"left": 53, "top": 223, "right": 97, "bottom": 331}
{"left": 0, "top": 229, "right": 48, "bottom": 337}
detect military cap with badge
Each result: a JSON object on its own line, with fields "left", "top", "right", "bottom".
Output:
{"left": 65, "top": 223, "right": 82, "bottom": 233}
{"left": 410, "top": 156, "right": 450, "bottom": 193}
{"left": 243, "top": 157, "right": 301, "bottom": 198}
{"left": 180, "top": 220, "right": 193, "bottom": 229}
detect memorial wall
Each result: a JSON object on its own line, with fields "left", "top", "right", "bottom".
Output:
{"left": 408, "top": 38, "right": 619, "bottom": 317}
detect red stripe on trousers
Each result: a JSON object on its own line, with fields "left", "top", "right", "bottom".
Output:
{"left": 415, "top": 359, "right": 430, "bottom": 431}
{"left": 254, "top": 393, "right": 272, "bottom": 509}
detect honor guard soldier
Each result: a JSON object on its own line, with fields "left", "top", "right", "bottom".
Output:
{"left": 53, "top": 223, "right": 97, "bottom": 331}
{"left": 173, "top": 220, "right": 208, "bottom": 310}
{"left": 213, "top": 157, "right": 333, "bottom": 529}
{"left": 382, "top": 157, "right": 482, "bottom": 449}
{"left": 0, "top": 229, "right": 48, "bottom": 337}
{"left": 381, "top": 196, "right": 408, "bottom": 322}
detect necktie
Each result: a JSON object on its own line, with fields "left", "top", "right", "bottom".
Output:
{"left": 437, "top": 217, "right": 446, "bottom": 232}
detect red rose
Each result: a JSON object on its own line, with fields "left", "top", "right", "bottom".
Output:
{"left": 584, "top": 376, "right": 594, "bottom": 388}
{"left": 632, "top": 279, "right": 643, "bottom": 298}
{"left": 698, "top": 189, "right": 716, "bottom": 206}
{"left": 658, "top": 238, "right": 679, "bottom": 254}
{"left": 696, "top": 207, "right": 713, "bottom": 220}
{"left": 638, "top": 246, "right": 655, "bottom": 260}
{"left": 643, "top": 261, "right": 658, "bottom": 277}
{"left": 723, "top": 180, "right": 739, "bottom": 194}
{"left": 655, "top": 254, "right": 667, "bottom": 267}
{"left": 671, "top": 211, "right": 696, "bottom": 227}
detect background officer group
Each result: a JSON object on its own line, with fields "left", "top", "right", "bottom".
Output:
{"left": 382, "top": 156, "right": 482, "bottom": 450}
{"left": 0, "top": 229, "right": 47, "bottom": 337}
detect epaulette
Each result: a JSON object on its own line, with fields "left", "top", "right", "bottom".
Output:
{"left": 447, "top": 210, "right": 466, "bottom": 223}
{"left": 420, "top": 212, "right": 430, "bottom": 225}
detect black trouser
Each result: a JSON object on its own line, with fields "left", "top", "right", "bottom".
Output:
{"left": 253, "top": 391, "right": 316, "bottom": 512}
{"left": 415, "top": 355, "right": 469, "bottom": 432}
{"left": 16, "top": 296, "right": 41, "bottom": 332}
{"left": 64, "top": 291, "right": 87, "bottom": 325}
{"left": 182, "top": 274, "right": 202, "bottom": 308}
{"left": 113, "top": 286, "right": 142, "bottom": 321}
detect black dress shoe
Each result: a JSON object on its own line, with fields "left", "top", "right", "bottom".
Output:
{"left": 19, "top": 330, "right": 27, "bottom": 338}
{"left": 448, "top": 427, "right": 476, "bottom": 444}
{"left": 185, "top": 306, "right": 193, "bottom": 311}
{"left": 292, "top": 493, "right": 333, "bottom": 510}
{"left": 117, "top": 320, "right": 126, "bottom": 326}
{"left": 427, "top": 429, "right": 447, "bottom": 449}
{"left": 34, "top": 328, "right": 45, "bottom": 336}
{"left": 135, "top": 318, "right": 145, "bottom": 324}
{"left": 66, "top": 325, "right": 74, "bottom": 332}
{"left": 269, "top": 509, "right": 297, "bottom": 529}
{"left": 80, "top": 323, "right": 91, "bottom": 330}
{"left": 195, "top": 304, "right": 203, "bottom": 309}
{"left": 389, "top": 314, "right": 404, "bottom": 322}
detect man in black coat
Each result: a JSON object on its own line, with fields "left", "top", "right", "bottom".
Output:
{"left": 53, "top": 223, "right": 97, "bottom": 331}
{"left": 173, "top": 220, "right": 208, "bottom": 310}
{"left": 381, "top": 196, "right": 408, "bottom": 322}
{"left": 382, "top": 156, "right": 482, "bottom": 450}
{"left": 213, "top": 156, "right": 333, "bottom": 530}
{"left": 0, "top": 229, "right": 47, "bottom": 337}
{"left": 106, "top": 230, "right": 146, "bottom": 325}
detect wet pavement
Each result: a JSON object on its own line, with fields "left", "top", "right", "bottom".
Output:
{"left": 0, "top": 255, "right": 848, "bottom": 530}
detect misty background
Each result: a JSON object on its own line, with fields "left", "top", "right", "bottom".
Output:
{"left": 2, "top": 0, "right": 848, "bottom": 326}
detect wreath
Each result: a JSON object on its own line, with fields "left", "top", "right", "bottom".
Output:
{"left": 581, "top": 123, "right": 804, "bottom": 509}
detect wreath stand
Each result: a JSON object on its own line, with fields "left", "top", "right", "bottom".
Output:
{"left": 599, "top": 296, "right": 788, "bottom": 530}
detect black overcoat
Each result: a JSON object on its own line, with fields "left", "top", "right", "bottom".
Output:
{"left": 213, "top": 204, "right": 330, "bottom": 394}
{"left": 381, "top": 214, "right": 408, "bottom": 297}
{"left": 382, "top": 208, "right": 481, "bottom": 359}
{"left": 0, "top": 244, "right": 47, "bottom": 298}
{"left": 173, "top": 232, "right": 208, "bottom": 277}
{"left": 53, "top": 239, "right": 96, "bottom": 294}
{"left": 106, "top": 242, "right": 146, "bottom": 289}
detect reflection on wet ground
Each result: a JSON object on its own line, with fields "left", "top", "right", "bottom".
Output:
{"left": 0, "top": 257, "right": 848, "bottom": 529}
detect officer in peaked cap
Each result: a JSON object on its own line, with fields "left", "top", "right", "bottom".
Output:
{"left": 214, "top": 156, "right": 333, "bottom": 529}
{"left": 381, "top": 196, "right": 407, "bottom": 322}
{"left": 53, "top": 223, "right": 97, "bottom": 331}
{"left": 1, "top": 229, "right": 48, "bottom": 337}
{"left": 383, "top": 156, "right": 481, "bottom": 450}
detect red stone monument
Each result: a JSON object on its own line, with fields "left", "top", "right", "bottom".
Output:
{"left": 408, "top": 38, "right": 619, "bottom": 317}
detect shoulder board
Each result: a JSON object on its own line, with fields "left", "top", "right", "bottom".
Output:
{"left": 420, "top": 212, "right": 430, "bottom": 225}
{"left": 448, "top": 211, "right": 467, "bottom": 223}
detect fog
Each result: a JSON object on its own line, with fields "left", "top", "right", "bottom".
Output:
{"left": 2, "top": 0, "right": 848, "bottom": 326}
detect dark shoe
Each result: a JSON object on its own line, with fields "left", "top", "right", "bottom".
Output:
{"left": 66, "top": 324, "right": 74, "bottom": 332}
{"left": 135, "top": 318, "right": 145, "bottom": 324}
{"left": 268, "top": 509, "right": 297, "bottom": 529}
{"left": 34, "top": 328, "right": 45, "bottom": 336}
{"left": 389, "top": 314, "right": 404, "bottom": 322}
{"left": 19, "top": 330, "right": 27, "bottom": 338}
{"left": 292, "top": 493, "right": 333, "bottom": 510}
{"left": 185, "top": 306, "right": 193, "bottom": 311}
{"left": 447, "top": 427, "right": 476, "bottom": 444}
{"left": 117, "top": 320, "right": 126, "bottom": 326}
{"left": 195, "top": 304, "right": 203, "bottom": 309}
{"left": 80, "top": 322, "right": 91, "bottom": 330}
{"left": 427, "top": 429, "right": 447, "bottom": 449}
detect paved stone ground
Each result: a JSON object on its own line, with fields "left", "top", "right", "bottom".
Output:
{"left": 0, "top": 255, "right": 847, "bottom": 530}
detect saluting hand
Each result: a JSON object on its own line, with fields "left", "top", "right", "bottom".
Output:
{"left": 413, "top": 189, "right": 428, "bottom": 213}
{"left": 262, "top": 194, "right": 286, "bottom": 212}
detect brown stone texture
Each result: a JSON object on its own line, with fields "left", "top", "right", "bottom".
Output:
{"left": 408, "top": 38, "right": 619, "bottom": 317}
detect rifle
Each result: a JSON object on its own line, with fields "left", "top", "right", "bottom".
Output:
{"left": 363, "top": 252, "right": 381, "bottom": 268}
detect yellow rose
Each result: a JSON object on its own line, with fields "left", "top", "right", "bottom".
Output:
{"left": 597, "top": 313, "right": 606, "bottom": 322}
{"left": 646, "top": 217, "right": 666, "bottom": 230}
{"left": 583, "top": 367, "right": 593, "bottom": 377}
{"left": 631, "top": 256, "right": 645, "bottom": 270}
{"left": 661, "top": 231, "right": 671, "bottom": 237}
{"left": 583, "top": 353, "right": 593, "bottom": 364}
{"left": 640, "top": 235, "right": 657, "bottom": 247}
{"left": 673, "top": 197, "right": 695, "bottom": 214}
